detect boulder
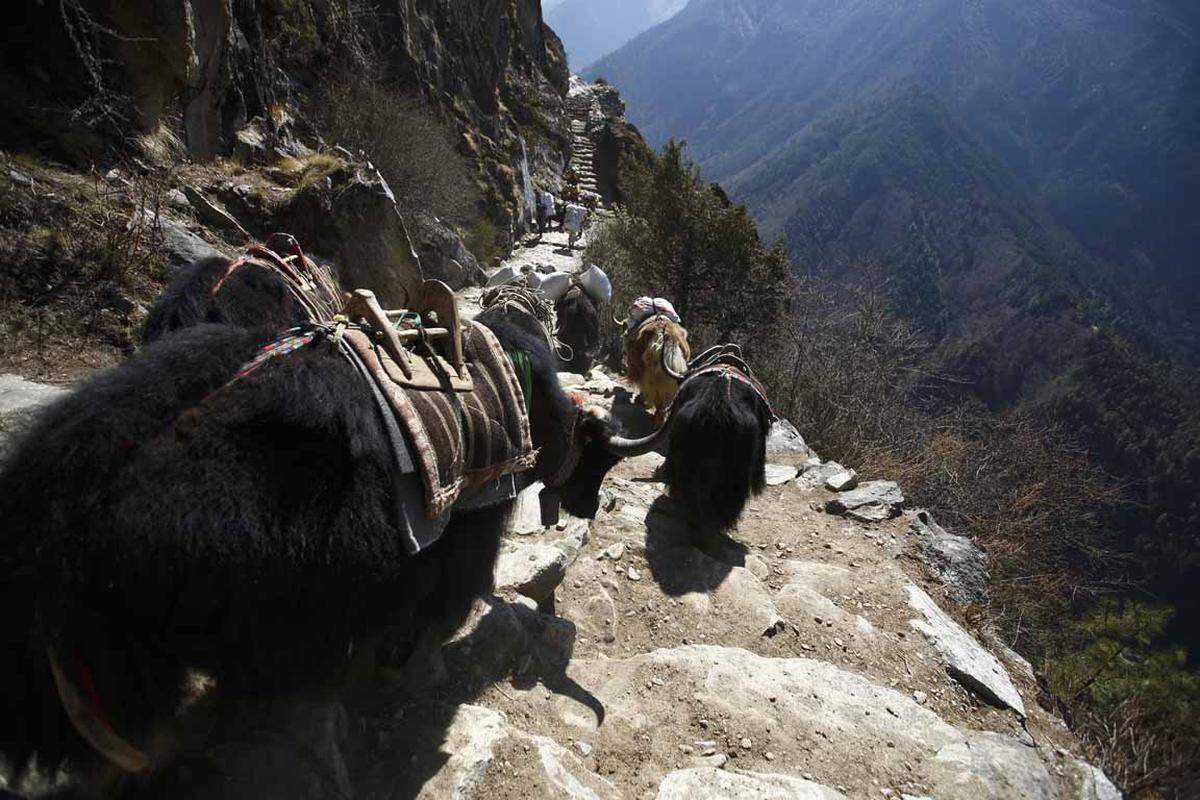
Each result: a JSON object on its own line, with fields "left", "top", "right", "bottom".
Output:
{"left": 795, "top": 461, "right": 849, "bottom": 491}
{"left": 182, "top": 186, "right": 251, "bottom": 241}
{"left": 415, "top": 705, "right": 619, "bottom": 800}
{"left": 824, "top": 468, "right": 859, "bottom": 492}
{"left": 272, "top": 159, "right": 423, "bottom": 308}
{"left": 765, "top": 419, "right": 816, "bottom": 459}
{"left": 905, "top": 584, "right": 1025, "bottom": 715}
{"left": 909, "top": 510, "right": 989, "bottom": 606}
{"left": 494, "top": 518, "right": 590, "bottom": 604}
{"left": 0, "top": 375, "right": 68, "bottom": 462}
{"left": 657, "top": 768, "right": 845, "bottom": 799}
{"left": 764, "top": 463, "right": 800, "bottom": 486}
{"left": 327, "top": 164, "right": 424, "bottom": 307}
{"left": 825, "top": 480, "right": 904, "bottom": 522}
{"left": 647, "top": 548, "right": 786, "bottom": 638}
{"left": 1074, "top": 761, "right": 1123, "bottom": 800}
{"left": 157, "top": 217, "right": 228, "bottom": 273}
{"left": 412, "top": 213, "right": 487, "bottom": 290}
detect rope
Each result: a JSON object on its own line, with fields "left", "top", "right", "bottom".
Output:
{"left": 480, "top": 284, "right": 560, "bottom": 355}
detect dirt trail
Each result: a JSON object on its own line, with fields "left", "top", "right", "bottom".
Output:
{"left": 362, "top": 309, "right": 1121, "bottom": 799}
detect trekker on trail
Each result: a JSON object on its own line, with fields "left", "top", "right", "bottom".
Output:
{"left": 564, "top": 201, "right": 588, "bottom": 249}
{"left": 537, "top": 189, "right": 557, "bottom": 236}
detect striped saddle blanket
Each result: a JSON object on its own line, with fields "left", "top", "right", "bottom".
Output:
{"left": 343, "top": 320, "right": 536, "bottom": 520}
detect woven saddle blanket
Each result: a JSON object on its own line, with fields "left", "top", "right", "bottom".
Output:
{"left": 344, "top": 321, "right": 536, "bottom": 518}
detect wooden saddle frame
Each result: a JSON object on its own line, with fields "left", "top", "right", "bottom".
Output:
{"left": 344, "top": 280, "right": 474, "bottom": 393}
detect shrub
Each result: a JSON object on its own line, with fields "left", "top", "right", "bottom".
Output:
{"left": 587, "top": 140, "right": 790, "bottom": 363}
{"left": 315, "top": 72, "right": 479, "bottom": 228}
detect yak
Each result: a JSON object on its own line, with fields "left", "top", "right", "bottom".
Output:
{"left": 619, "top": 348, "right": 773, "bottom": 542}
{"left": 555, "top": 285, "right": 602, "bottom": 374}
{"left": 0, "top": 299, "right": 651, "bottom": 796}
{"left": 143, "top": 238, "right": 344, "bottom": 344}
{"left": 142, "top": 255, "right": 310, "bottom": 343}
{"left": 623, "top": 315, "right": 690, "bottom": 422}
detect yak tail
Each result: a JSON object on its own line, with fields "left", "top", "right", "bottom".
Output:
{"left": 664, "top": 376, "right": 769, "bottom": 535}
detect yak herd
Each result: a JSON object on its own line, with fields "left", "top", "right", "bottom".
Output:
{"left": 0, "top": 238, "right": 773, "bottom": 798}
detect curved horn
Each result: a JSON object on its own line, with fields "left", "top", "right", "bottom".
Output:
{"left": 612, "top": 312, "right": 628, "bottom": 327}
{"left": 661, "top": 344, "right": 687, "bottom": 381}
{"left": 47, "top": 646, "right": 152, "bottom": 774}
{"left": 602, "top": 423, "right": 671, "bottom": 458}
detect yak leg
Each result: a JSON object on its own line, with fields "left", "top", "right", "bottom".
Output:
{"left": 401, "top": 502, "right": 512, "bottom": 690}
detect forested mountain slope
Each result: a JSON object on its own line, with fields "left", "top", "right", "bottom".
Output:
{"left": 590, "top": 0, "right": 1200, "bottom": 345}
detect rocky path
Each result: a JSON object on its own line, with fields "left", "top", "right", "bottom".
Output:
{"left": 357, "top": 341, "right": 1121, "bottom": 799}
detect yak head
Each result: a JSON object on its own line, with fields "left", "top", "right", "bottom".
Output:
{"left": 555, "top": 410, "right": 624, "bottom": 518}
{"left": 534, "top": 398, "right": 623, "bottom": 520}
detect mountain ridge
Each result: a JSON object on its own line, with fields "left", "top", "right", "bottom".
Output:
{"left": 589, "top": 0, "right": 1200, "bottom": 326}
{"left": 547, "top": 0, "right": 689, "bottom": 70}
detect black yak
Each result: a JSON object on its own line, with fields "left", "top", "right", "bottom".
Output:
{"left": 663, "top": 367, "right": 772, "bottom": 536}
{"left": 143, "top": 239, "right": 344, "bottom": 344}
{"left": 612, "top": 347, "right": 773, "bottom": 541}
{"left": 555, "top": 285, "right": 601, "bottom": 373}
{"left": 0, "top": 299, "right": 630, "bottom": 794}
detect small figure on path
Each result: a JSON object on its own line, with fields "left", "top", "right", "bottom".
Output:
{"left": 564, "top": 201, "right": 588, "bottom": 249}
{"left": 537, "top": 189, "right": 557, "bottom": 237}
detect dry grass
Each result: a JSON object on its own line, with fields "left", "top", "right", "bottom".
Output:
{"left": 0, "top": 153, "right": 170, "bottom": 381}
{"left": 314, "top": 73, "right": 478, "bottom": 227}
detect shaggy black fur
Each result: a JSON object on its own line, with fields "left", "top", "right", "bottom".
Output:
{"left": 0, "top": 308, "right": 621, "bottom": 792}
{"left": 142, "top": 256, "right": 310, "bottom": 344}
{"left": 477, "top": 305, "right": 621, "bottom": 518}
{"left": 555, "top": 288, "right": 601, "bottom": 374}
{"left": 662, "top": 373, "right": 772, "bottom": 537}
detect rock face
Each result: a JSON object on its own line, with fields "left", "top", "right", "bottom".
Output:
{"left": 906, "top": 584, "right": 1025, "bottom": 715}
{"left": 909, "top": 510, "right": 990, "bottom": 606}
{"left": 4, "top": 0, "right": 567, "bottom": 232}
{"left": 825, "top": 480, "right": 905, "bottom": 522}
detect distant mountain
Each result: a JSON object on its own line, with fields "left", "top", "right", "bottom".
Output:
{"left": 590, "top": 0, "right": 1200, "bottom": 342}
{"left": 547, "top": 0, "right": 689, "bottom": 70}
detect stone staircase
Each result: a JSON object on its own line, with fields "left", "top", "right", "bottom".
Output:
{"left": 566, "top": 86, "right": 605, "bottom": 210}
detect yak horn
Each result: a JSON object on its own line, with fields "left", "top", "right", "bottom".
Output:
{"left": 661, "top": 346, "right": 687, "bottom": 381}
{"left": 612, "top": 313, "right": 628, "bottom": 327}
{"left": 602, "top": 423, "right": 670, "bottom": 458}
{"left": 47, "top": 646, "right": 152, "bottom": 774}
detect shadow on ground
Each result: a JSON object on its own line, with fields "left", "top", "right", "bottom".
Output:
{"left": 643, "top": 495, "right": 748, "bottom": 598}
